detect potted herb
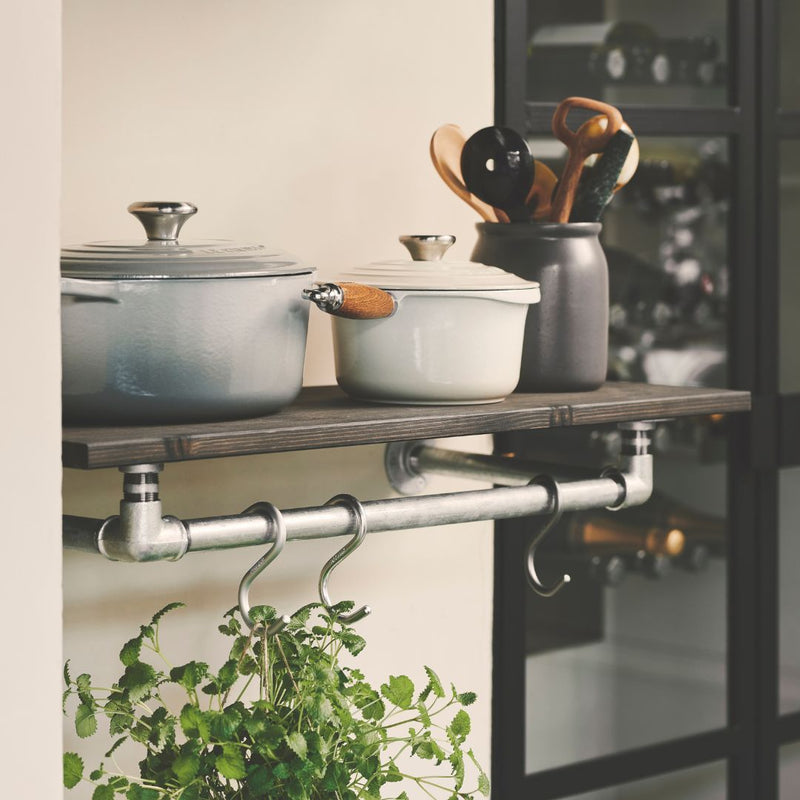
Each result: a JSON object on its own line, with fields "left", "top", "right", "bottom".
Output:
{"left": 63, "top": 601, "right": 490, "bottom": 799}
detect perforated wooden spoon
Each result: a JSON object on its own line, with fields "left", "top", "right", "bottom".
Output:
{"left": 430, "top": 124, "right": 504, "bottom": 222}
{"left": 549, "top": 97, "right": 623, "bottom": 223}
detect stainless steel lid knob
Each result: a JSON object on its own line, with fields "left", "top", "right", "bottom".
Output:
{"left": 399, "top": 234, "right": 456, "bottom": 261}
{"left": 127, "top": 201, "right": 198, "bottom": 242}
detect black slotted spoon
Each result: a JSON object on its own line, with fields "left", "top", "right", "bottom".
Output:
{"left": 460, "top": 126, "right": 535, "bottom": 222}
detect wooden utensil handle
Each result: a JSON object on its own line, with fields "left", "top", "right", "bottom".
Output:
{"left": 550, "top": 100, "right": 624, "bottom": 223}
{"left": 550, "top": 150, "right": 588, "bottom": 223}
{"left": 551, "top": 97, "right": 623, "bottom": 148}
{"left": 527, "top": 160, "right": 558, "bottom": 220}
{"left": 304, "top": 282, "right": 396, "bottom": 320}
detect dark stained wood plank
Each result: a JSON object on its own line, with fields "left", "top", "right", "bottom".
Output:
{"left": 62, "top": 382, "right": 751, "bottom": 470}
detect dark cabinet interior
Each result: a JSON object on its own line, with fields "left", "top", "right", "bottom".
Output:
{"left": 492, "top": 1, "right": 800, "bottom": 797}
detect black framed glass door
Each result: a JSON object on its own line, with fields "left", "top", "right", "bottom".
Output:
{"left": 492, "top": 0, "right": 792, "bottom": 797}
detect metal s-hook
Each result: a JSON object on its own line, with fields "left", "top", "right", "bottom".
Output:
{"left": 238, "top": 502, "right": 292, "bottom": 634}
{"left": 525, "top": 475, "right": 571, "bottom": 598}
{"left": 319, "top": 494, "right": 372, "bottom": 624}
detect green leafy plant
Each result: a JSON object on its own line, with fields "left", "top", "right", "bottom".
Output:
{"left": 63, "top": 601, "right": 490, "bottom": 800}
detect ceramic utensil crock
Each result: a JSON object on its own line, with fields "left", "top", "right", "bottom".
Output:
{"left": 471, "top": 222, "right": 609, "bottom": 392}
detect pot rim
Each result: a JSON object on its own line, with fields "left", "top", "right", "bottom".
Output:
{"left": 474, "top": 221, "right": 603, "bottom": 238}
{"left": 331, "top": 259, "right": 540, "bottom": 292}
{"left": 61, "top": 242, "right": 315, "bottom": 280}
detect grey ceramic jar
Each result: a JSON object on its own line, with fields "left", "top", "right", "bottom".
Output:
{"left": 471, "top": 222, "right": 608, "bottom": 392}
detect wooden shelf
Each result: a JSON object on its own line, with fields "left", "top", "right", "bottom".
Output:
{"left": 62, "top": 382, "right": 750, "bottom": 470}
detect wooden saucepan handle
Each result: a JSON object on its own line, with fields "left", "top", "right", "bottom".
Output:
{"left": 303, "top": 282, "right": 397, "bottom": 320}
{"left": 549, "top": 97, "right": 624, "bottom": 223}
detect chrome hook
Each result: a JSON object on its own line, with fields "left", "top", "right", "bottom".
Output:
{"left": 238, "top": 502, "right": 292, "bottom": 634}
{"left": 318, "top": 494, "right": 372, "bottom": 624}
{"left": 525, "top": 475, "right": 571, "bottom": 598}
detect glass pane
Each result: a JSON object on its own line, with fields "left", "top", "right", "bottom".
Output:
{"left": 779, "top": 142, "right": 800, "bottom": 393}
{"left": 780, "top": 468, "right": 800, "bottom": 713}
{"left": 781, "top": 742, "right": 800, "bottom": 798}
{"left": 780, "top": 0, "right": 800, "bottom": 109}
{"left": 562, "top": 761, "right": 726, "bottom": 800}
{"left": 523, "top": 134, "right": 730, "bottom": 773}
{"left": 526, "top": 1, "right": 728, "bottom": 107}
{"left": 523, "top": 432, "right": 728, "bottom": 771}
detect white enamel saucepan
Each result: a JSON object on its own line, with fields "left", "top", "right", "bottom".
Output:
{"left": 304, "top": 235, "right": 541, "bottom": 404}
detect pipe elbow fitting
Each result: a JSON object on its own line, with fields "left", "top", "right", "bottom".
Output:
{"left": 97, "top": 504, "right": 189, "bottom": 562}
{"left": 604, "top": 452, "right": 654, "bottom": 510}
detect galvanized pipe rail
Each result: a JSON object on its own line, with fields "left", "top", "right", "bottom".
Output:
{"left": 63, "top": 422, "right": 654, "bottom": 564}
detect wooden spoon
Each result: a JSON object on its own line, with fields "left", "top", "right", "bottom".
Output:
{"left": 549, "top": 97, "right": 623, "bottom": 223}
{"left": 528, "top": 160, "right": 559, "bottom": 221}
{"left": 430, "top": 124, "right": 504, "bottom": 222}
{"left": 582, "top": 118, "right": 640, "bottom": 193}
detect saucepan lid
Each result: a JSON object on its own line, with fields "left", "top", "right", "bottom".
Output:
{"left": 333, "top": 234, "right": 540, "bottom": 292}
{"left": 61, "top": 202, "right": 314, "bottom": 280}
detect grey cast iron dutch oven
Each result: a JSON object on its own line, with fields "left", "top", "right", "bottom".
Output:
{"left": 61, "top": 202, "right": 320, "bottom": 425}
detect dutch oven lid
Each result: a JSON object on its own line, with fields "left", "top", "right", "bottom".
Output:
{"left": 334, "top": 234, "right": 540, "bottom": 291}
{"left": 61, "top": 202, "right": 314, "bottom": 279}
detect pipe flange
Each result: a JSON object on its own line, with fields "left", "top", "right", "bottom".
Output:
{"left": 384, "top": 441, "right": 429, "bottom": 495}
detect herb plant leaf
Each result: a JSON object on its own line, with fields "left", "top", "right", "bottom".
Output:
{"left": 119, "top": 637, "right": 142, "bottom": 667}
{"left": 381, "top": 674, "right": 415, "bottom": 709}
{"left": 75, "top": 702, "right": 97, "bottom": 738}
{"left": 119, "top": 661, "right": 158, "bottom": 703}
{"left": 424, "top": 665, "right": 446, "bottom": 698}
{"left": 286, "top": 730, "right": 308, "bottom": 760}
{"left": 151, "top": 601, "right": 185, "bottom": 624}
{"left": 63, "top": 752, "right": 83, "bottom": 788}
{"left": 171, "top": 744, "right": 201, "bottom": 785}
{"left": 216, "top": 743, "right": 247, "bottom": 780}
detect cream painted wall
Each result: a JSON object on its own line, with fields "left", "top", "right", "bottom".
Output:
{"left": 1, "top": 1, "right": 62, "bottom": 797}
{"left": 61, "top": 1, "right": 496, "bottom": 797}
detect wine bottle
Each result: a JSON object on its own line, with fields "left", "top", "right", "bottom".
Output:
{"left": 626, "top": 489, "right": 727, "bottom": 555}
{"left": 660, "top": 35, "right": 721, "bottom": 86}
{"left": 625, "top": 550, "right": 673, "bottom": 579}
{"left": 605, "top": 245, "right": 678, "bottom": 331}
{"left": 675, "top": 542, "right": 711, "bottom": 573}
{"left": 527, "top": 20, "right": 664, "bottom": 96}
{"left": 566, "top": 512, "right": 686, "bottom": 557}
{"left": 534, "top": 550, "right": 628, "bottom": 588}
